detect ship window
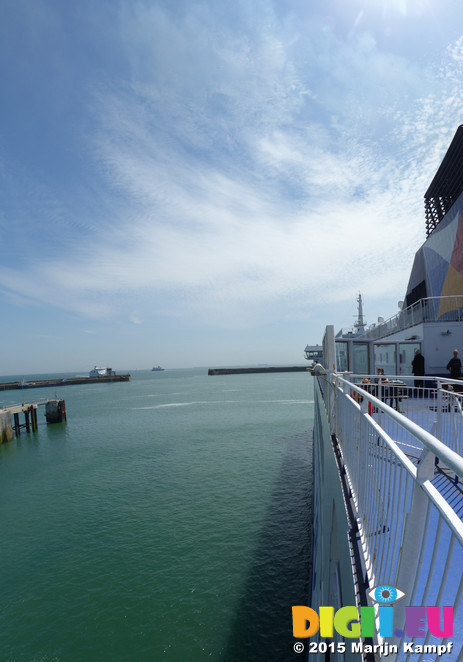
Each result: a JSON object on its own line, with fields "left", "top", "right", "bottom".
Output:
{"left": 374, "top": 344, "right": 396, "bottom": 375}
{"left": 399, "top": 343, "right": 421, "bottom": 376}
{"left": 353, "top": 343, "right": 369, "bottom": 374}
{"left": 336, "top": 342, "right": 349, "bottom": 372}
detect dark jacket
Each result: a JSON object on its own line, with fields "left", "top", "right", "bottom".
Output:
{"left": 412, "top": 353, "right": 425, "bottom": 376}
{"left": 447, "top": 356, "right": 462, "bottom": 378}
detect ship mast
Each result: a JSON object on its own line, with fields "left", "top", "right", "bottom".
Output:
{"left": 354, "top": 293, "right": 366, "bottom": 335}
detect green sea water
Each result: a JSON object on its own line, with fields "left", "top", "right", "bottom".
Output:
{"left": 0, "top": 369, "right": 313, "bottom": 662}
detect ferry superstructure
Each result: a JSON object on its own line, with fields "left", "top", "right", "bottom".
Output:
{"left": 316, "top": 126, "right": 463, "bottom": 381}
{"left": 89, "top": 366, "right": 114, "bottom": 377}
{"left": 306, "top": 127, "right": 463, "bottom": 661}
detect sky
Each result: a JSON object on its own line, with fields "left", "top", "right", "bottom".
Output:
{"left": 2, "top": 0, "right": 463, "bottom": 374}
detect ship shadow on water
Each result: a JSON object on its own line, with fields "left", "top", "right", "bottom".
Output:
{"left": 222, "top": 431, "right": 313, "bottom": 662}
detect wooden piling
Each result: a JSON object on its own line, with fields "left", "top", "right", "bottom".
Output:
{"left": 31, "top": 406, "right": 38, "bottom": 431}
{"left": 13, "top": 413, "right": 20, "bottom": 437}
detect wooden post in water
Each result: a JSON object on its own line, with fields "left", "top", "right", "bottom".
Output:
{"left": 13, "top": 413, "right": 20, "bottom": 436}
{"left": 31, "top": 405, "right": 38, "bottom": 431}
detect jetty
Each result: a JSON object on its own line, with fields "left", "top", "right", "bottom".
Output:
{"left": 0, "top": 399, "right": 66, "bottom": 443}
{"left": 208, "top": 366, "right": 308, "bottom": 376}
{"left": 0, "top": 374, "right": 131, "bottom": 392}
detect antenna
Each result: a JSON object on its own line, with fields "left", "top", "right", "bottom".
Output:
{"left": 354, "top": 293, "right": 366, "bottom": 334}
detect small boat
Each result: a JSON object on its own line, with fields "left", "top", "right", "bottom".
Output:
{"left": 151, "top": 366, "right": 165, "bottom": 372}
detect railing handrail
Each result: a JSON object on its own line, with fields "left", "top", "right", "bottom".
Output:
{"left": 349, "top": 373, "right": 463, "bottom": 388}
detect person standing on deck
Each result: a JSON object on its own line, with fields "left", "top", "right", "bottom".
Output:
{"left": 447, "top": 349, "right": 462, "bottom": 379}
{"left": 411, "top": 349, "right": 425, "bottom": 395}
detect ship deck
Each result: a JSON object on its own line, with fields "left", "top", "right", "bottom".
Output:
{"left": 323, "top": 375, "right": 463, "bottom": 660}
{"left": 372, "top": 390, "right": 463, "bottom": 463}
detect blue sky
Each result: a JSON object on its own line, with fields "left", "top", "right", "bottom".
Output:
{"left": 2, "top": 0, "right": 463, "bottom": 373}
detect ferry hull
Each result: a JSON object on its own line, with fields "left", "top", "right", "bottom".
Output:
{"left": 309, "top": 375, "right": 360, "bottom": 660}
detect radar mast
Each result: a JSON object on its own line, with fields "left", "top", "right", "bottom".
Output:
{"left": 354, "top": 293, "right": 366, "bottom": 335}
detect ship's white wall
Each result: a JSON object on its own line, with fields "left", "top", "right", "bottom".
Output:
{"left": 379, "top": 321, "right": 463, "bottom": 375}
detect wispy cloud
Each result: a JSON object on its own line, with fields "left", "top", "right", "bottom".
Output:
{"left": 2, "top": 0, "right": 463, "bottom": 356}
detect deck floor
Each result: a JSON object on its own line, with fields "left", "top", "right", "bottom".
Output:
{"left": 372, "top": 392, "right": 463, "bottom": 517}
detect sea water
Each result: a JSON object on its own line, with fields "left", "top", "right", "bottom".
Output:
{"left": 0, "top": 369, "right": 313, "bottom": 662}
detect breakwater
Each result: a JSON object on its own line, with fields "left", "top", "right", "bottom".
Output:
{"left": 0, "top": 374, "right": 131, "bottom": 392}
{"left": 208, "top": 366, "right": 308, "bottom": 376}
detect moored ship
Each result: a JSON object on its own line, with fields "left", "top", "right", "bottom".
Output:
{"left": 89, "top": 366, "right": 114, "bottom": 377}
{"left": 304, "top": 127, "right": 463, "bottom": 660}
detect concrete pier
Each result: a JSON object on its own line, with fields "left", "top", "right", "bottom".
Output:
{"left": 0, "top": 374, "right": 131, "bottom": 392}
{"left": 0, "top": 410, "right": 14, "bottom": 443}
{"left": 0, "top": 399, "right": 66, "bottom": 443}
{"left": 208, "top": 366, "right": 309, "bottom": 376}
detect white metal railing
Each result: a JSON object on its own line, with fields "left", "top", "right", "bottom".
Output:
{"left": 346, "top": 374, "right": 463, "bottom": 457}
{"left": 321, "top": 372, "right": 463, "bottom": 659}
{"left": 339, "top": 295, "right": 463, "bottom": 341}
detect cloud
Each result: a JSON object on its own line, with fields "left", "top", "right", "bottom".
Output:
{"left": 129, "top": 313, "right": 143, "bottom": 325}
{"left": 2, "top": 0, "right": 463, "bottom": 332}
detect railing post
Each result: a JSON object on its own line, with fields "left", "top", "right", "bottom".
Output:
{"left": 323, "top": 325, "right": 337, "bottom": 434}
{"left": 358, "top": 395, "right": 369, "bottom": 515}
{"left": 394, "top": 449, "right": 435, "bottom": 643}
{"left": 329, "top": 374, "right": 337, "bottom": 436}
{"left": 436, "top": 379, "right": 444, "bottom": 444}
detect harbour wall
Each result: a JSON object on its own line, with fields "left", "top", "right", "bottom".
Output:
{"left": 208, "top": 366, "right": 308, "bottom": 376}
{"left": 0, "top": 374, "right": 131, "bottom": 392}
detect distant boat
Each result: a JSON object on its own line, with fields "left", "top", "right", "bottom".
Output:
{"left": 151, "top": 366, "right": 165, "bottom": 372}
{"left": 89, "top": 367, "right": 113, "bottom": 377}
